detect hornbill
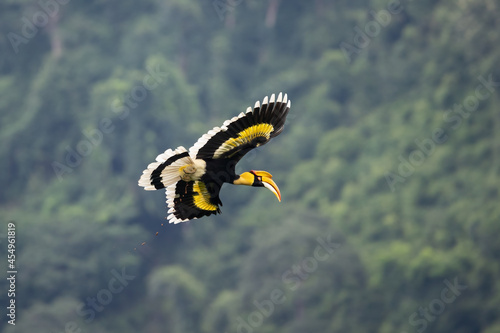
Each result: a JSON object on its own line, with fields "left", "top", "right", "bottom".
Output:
{"left": 138, "top": 92, "right": 291, "bottom": 223}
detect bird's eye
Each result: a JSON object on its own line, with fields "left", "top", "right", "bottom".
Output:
{"left": 257, "top": 176, "right": 262, "bottom": 182}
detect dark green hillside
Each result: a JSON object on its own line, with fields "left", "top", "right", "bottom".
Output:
{"left": 1, "top": 1, "right": 499, "bottom": 332}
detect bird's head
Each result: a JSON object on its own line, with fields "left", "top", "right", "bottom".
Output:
{"left": 233, "top": 170, "right": 282, "bottom": 202}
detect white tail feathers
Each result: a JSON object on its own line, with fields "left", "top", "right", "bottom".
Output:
{"left": 138, "top": 146, "right": 193, "bottom": 190}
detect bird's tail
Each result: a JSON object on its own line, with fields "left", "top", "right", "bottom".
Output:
{"left": 138, "top": 146, "right": 194, "bottom": 190}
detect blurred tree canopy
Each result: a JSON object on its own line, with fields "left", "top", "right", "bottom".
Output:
{"left": 1, "top": 0, "right": 499, "bottom": 332}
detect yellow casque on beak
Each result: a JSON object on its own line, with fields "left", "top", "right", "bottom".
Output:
{"left": 252, "top": 170, "right": 282, "bottom": 202}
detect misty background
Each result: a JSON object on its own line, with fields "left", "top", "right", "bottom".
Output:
{"left": 1, "top": 0, "right": 499, "bottom": 332}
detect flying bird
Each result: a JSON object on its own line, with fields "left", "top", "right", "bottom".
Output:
{"left": 138, "top": 92, "right": 291, "bottom": 223}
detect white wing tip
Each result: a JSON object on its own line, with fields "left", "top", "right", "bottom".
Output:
{"left": 166, "top": 214, "right": 191, "bottom": 224}
{"left": 262, "top": 95, "right": 269, "bottom": 105}
{"left": 277, "top": 92, "right": 283, "bottom": 103}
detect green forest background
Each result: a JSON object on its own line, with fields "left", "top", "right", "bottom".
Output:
{"left": 1, "top": 0, "right": 500, "bottom": 332}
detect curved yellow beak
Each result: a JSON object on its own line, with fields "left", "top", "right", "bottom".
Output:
{"left": 252, "top": 170, "right": 282, "bottom": 202}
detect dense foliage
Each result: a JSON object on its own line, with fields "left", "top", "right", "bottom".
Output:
{"left": 1, "top": 0, "right": 499, "bottom": 332}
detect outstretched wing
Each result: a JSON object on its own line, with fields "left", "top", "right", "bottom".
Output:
{"left": 189, "top": 93, "right": 290, "bottom": 162}
{"left": 165, "top": 179, "right": 222, "bottom": 224}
